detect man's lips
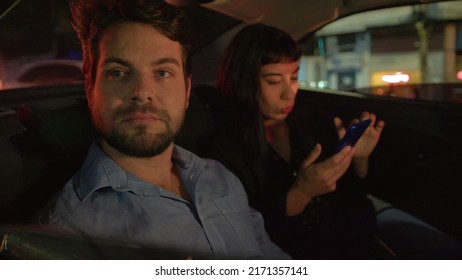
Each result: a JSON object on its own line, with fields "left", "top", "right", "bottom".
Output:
{"left": 122, "top": 113, "right": 161, "bottom": 124}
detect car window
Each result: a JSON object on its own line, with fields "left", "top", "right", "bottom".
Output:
{"left": 0, "top": 1, "right": 239, "bottom": 91}
{"left": 17, "top": 64, "right": 83, "bottom": 83}
{"left": 0, "top": 0, "right": 81, "bottom": 90}
{"left": 298, "top": 1, "right": 462, "bottom": 104}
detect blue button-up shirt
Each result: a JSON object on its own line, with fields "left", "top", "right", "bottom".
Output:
{"left": 39, "top": 142, "right": 289, "bottom": 259}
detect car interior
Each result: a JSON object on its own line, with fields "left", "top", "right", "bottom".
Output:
{"left": 1, "top": 0, "right": 462, "bottom": 259}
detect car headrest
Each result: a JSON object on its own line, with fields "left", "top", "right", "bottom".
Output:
{"left": 17, "top": 96, "right": 96, "bottom": 159}
{"left": 16, "top": 88, "right": 217, "bottom": 159}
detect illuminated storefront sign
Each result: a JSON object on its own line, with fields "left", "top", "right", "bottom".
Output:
{"left": 381, "top": 72, "right": 410, "bottom": 83}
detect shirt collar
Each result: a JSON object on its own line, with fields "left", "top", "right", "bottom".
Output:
{"left": 76, "top": 142, "right": 205, "bottom": 201}
{"left": 76, "top": 142, "right": 129, "bottom": 200}
{"left": 171, "top": 144, "right": 205, "bottom": 170}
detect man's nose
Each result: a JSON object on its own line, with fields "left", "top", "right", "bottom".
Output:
{"left": 131, "top": 75, "right": 154, "bottom": 102}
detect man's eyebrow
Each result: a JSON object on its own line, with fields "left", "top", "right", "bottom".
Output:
{"left": 151, "top": 57, "right": 181, "bottom": 67}
{"left": 102, "top": 57, "right": 131, "bottom": 67}
{"left": 102, "top": 56, "right": 180, "bottom": 68}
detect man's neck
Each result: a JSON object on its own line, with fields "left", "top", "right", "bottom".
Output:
{"left": 101, "top": 141, "right": 189, "bottom": 200}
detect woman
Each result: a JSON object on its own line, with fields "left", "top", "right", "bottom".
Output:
{"left": 205, "top": 23, "right": 386, "bottom": 259}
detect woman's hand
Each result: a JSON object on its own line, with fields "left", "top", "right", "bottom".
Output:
{"left": 334, "top": 112, "right": 385, "bottom": 177}
{"left": 335, "top": 111, "right": 385, "bottom": 159}
{"left": 286, "top": 143, "right": 355, "bottom": 216}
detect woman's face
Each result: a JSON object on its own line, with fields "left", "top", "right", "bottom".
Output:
{"left": 258, "top": 60, "right": 299, "bottom": 124}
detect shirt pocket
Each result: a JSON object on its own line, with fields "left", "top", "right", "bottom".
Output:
{"left": 213, "top": 193, "right": 260, "bottom": 254}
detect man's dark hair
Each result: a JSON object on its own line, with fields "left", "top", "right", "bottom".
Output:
{"left": 69, "top": 0, "right": 192, "bottom": 84}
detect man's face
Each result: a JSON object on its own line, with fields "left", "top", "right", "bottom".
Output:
{"left": 88, "top": 22, "right": 191, "bottom": 157}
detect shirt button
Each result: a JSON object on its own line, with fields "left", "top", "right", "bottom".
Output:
{"left": 292, "top": 171, "right": 297, "bottom": 176}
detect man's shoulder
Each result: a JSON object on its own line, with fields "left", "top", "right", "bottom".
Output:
{"left": 47, "top": 171, "right": 88, "bottom": 208}
{"left": 174, "top": 144, "right": 235, "bottom": 175}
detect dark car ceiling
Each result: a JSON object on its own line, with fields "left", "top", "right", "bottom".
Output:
{"left": 176, "top": 0, "right": 450, "bottom": 40}
{"left": 181, "top": 6, "right": 240, "bottom": 52}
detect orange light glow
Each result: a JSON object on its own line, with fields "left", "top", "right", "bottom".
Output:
{"left": 381, "top": 72, "right": 410, "bottom": 84}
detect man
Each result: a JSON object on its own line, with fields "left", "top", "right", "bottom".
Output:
{"left": 38, "top": 0, "right": 289, "bottom": 259}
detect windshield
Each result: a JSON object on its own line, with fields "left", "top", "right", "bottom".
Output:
{"left": 298, "top": 1, "right": 462, "bottom": 104}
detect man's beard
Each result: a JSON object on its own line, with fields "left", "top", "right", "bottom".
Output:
{"left": 95, "top": 103, "right": 183, "bottom": 158}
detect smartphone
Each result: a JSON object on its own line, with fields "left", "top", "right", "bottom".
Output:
{"left": 333, "top": 119, "right": 371, "bottom": 154}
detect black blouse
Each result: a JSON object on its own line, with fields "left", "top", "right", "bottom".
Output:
{"left": 205, "top": 101, "right": 378, "bottom": 259}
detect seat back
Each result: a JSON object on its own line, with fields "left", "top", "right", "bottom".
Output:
{"left": 0, "top": 87, "right": 217, "bottom": 223}
{"left": 0, "top": 96, "right": 95, "bottom": 223}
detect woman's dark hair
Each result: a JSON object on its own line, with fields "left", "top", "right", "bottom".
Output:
{"left": 69, "top": 0, "right": 192, "bottom": 85}
{"left": 217, "top": 23, "right": 302, "bottom": 156}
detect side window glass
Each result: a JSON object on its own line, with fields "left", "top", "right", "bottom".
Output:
{"left": 298, "top": 1, "right": 462, "bottom": 104}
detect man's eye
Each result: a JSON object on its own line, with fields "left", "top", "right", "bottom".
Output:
{"left": 156, "top": 70, "right": 172, "bottom": 78}
{"left": 106, "top": 70, "right": 128, "bottom": 80}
